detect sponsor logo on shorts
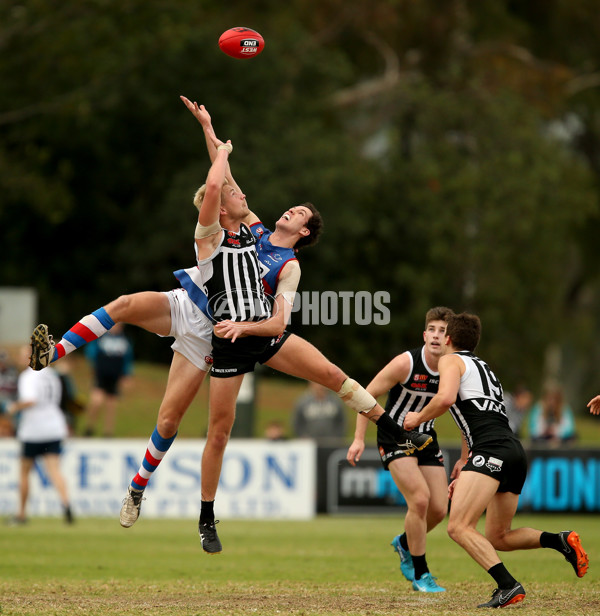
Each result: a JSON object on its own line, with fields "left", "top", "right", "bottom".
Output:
{"left": 486, "top": 456, "right": 503, "bottom": 473}
{"left": 472, "top": 455, "right": 485, "bottom": 467}
{"left": 380, "top": 446, "right": 414, "bottom": 462}
{"left": 204, "top": 356, "right": 214, "bottom": 365}
{"left": 270, "top": 333, "right": 284, "bottom": 346}
{"left": 212, "top": 367, "right": 238, "bottom": 373}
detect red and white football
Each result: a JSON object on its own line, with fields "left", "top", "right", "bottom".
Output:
{"left": 218, "top": 27, "right": 265, "bottom": 59}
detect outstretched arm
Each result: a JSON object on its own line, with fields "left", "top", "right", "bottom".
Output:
{"left": 180, "top": 96, "right": 259, "bottom": 227}
{"left": 198, "top": 139, "right": 231, "bottom": 228}
{"left": 181, "top": 100, "right": 232, "bottom": 259}
{"left": 403, "top": 354, "right": 462, "bottom": 430}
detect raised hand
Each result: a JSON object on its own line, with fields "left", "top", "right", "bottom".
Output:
{"left": 588, "top": 395, "right": 600, "bottom": 415}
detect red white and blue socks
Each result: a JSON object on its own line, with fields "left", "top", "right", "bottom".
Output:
{"left": 131, "top": 427, "right": 177, "bottom": 491}
{"left": 52, "top": 307, "right": 115, "bottom": 362}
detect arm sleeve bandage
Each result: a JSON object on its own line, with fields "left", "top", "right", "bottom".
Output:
{"left": 274, "top": 262, "right": 301, "bottom": 306}
{"left": 195, "top": 221, "right": 222, "bottom": 239}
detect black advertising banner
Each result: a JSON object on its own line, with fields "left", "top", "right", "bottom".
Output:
{"left": 317, "top": 446, "right": 600, "bottom": 514}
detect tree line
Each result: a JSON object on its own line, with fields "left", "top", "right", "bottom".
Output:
{"left": 1, "top": 1, "right": 599, "bottom": 408}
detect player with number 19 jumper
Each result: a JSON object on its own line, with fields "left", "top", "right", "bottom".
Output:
{"left": 403, "top": 312, "right": 589, "bottom": 609}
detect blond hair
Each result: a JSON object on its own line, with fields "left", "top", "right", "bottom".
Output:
{"left": 193, "top": 178, "right": 229, "bottom": 211}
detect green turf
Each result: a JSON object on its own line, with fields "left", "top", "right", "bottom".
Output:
{"left": 1, "top": 514, "right": 598, "bottom": 615}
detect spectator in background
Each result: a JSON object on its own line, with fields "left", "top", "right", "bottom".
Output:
{"left": 504, "top": 385, "right": 533, "bottom": 437}
{"left": 293, "top": 382, "right": 347, "bottom": 441}
{"left": 0, "top": 348, "right": 19, "bottom": 436}
{"left": 83, "top": 323, "right": 133, "bottom": 437}
{"left": 0, "top": 414, "right": 14, "bottom": 437}
{"left": 264, "top": 420, "right": 287, "bottom": 441}
{"left": 54, "top": 357, "right": 85, "bottom": 436}
{"left": 0, "top": 348, "right": 19, "bottom": 409}
{"left": 5, "top": 346, "right": 73, "bottom": 525}
{"left": 528, "top": 381, "right": 577, "bottom": 446}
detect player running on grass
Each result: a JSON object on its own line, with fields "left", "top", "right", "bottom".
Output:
{"left": 403, "top": 312, "right": 589, "bottom": 608}
{"left": 347, "top": 306, "right": 455, "bottom": 594}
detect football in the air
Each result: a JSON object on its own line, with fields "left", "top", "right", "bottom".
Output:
{"left": 218, "top": 27, "right": 265, "bottom": 59}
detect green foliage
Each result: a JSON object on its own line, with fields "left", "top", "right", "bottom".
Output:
{"left": 1, "top": 1, "right": 600, "bottom": 404}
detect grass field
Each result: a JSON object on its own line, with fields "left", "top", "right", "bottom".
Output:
{"left": 1, "top": 514, "right": 598, "bottom": 615}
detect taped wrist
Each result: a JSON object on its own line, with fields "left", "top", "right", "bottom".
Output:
{"left": 336, "top": 378, "right": 377, "bottom": 414}
{"left": 217, "top": 143, "right": 233, "bottom": 154}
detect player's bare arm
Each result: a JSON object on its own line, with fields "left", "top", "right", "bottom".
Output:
{"left": 587, "top": 395, "right": 600, "bottom": 415}
{"left": 368, "top": 353, "right": 412, "bottom": 400}
{"left": 448, "top": 433, "right": 470, "bottom": 499}
{"left": 194, "top": 137, "right": 231, "bottom": 260}
{"left": 347, "top": 353, "right": 412, "bottom": 466}
{"left": 450, "top": 433, "right": 469, "bottom": 480}
{"left": 213, "top": 260, "right": 301, "bottom": 342}
{"left": 180, "top": 96, "right": 261, "bottom": 227}
{"left": 6, "top": 399, "right": 35, "bottom": 415}
{"left": 403, "top": 354, "right": 462, "bottom": 430}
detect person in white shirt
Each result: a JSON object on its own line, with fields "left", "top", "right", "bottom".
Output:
{"left": 7, "top": 346, "right": 73, "bottom": 524}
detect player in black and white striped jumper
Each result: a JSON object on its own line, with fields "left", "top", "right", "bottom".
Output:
{"left": 404, "top": 312, "right": 589, "bottom": 608}
{"left": 179, "top": 98, "right": 433, "bottom": 554}
{"left": 347, "top": 306, "right": 455, "bottom": 593}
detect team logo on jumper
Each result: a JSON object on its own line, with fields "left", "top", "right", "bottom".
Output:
{"left": 414, "top": 374, "right": 428, "bottom": 382}
{"left": 472, "top": 455, "right": 485, "bottom": 467}
{"left": 486, "top": 456, "right": 503, "bottom": 473}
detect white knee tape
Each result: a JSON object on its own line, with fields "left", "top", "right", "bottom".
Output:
{"left": 336, "top": 378, "right": 377, "bottom": 414}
